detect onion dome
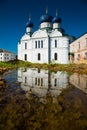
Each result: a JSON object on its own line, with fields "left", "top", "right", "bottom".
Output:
{"left": 40, "top": 14, "right": 53, "bottom": 24}
{"left": 40, "top": 7, "right": 53, "bottom": 24}
{"left": 52, "top": 16, "right": 62, "bottom": 23}
{"left": 52, "top": 9, "right": 62, "bottom": 23}
{"left": 26, "top": 20, "right": 33, "bottom": 28}
{"left": 26, "top": 17, "right": 34, "bottom": 28}
{"left": 26, "top": 17, "right": 33, "bottom": 35}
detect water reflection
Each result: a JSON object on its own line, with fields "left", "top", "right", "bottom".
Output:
{"left": 69, "top": 73, "right": 87, "bottom": 93}
{"left": 18, "top": 68, "right": 69, "bottom": 98}
{"left": 18, "top": 68, "right": 87, "bottom": 97}
{"left": 1, "top": 68, "right": 87, "bottom": 129}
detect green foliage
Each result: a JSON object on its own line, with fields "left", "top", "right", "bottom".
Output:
{"left": 0, "top": 60, "right": 87, "bottom": 74}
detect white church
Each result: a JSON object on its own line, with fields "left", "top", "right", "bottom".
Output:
{"left": 18, "top": 10, "right": 74, "bottom": 64}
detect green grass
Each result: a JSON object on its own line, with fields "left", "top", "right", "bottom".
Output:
{"left": 0, "top": 60, "right": 87, "bottom": 74}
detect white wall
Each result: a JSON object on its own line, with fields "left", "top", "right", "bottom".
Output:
{"left": 0, "top": 52, "right": 16, "bottom": 62}
{"left": 18, "top": 29, "right": 70, "bottom": 64}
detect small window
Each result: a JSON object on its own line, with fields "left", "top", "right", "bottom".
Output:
{"left": 78, "top": 42, "right": 80, "bottom": 49}
{"left": 35, "top": 78, "right": 37, "bottom": 85}
{"left": 41, "top": 40, "right": 43, "bottom": 48}
{"left": 38, "top": 69, "right": 40, "bottom": 73}
{"left": 55, "top": 40, "right": 57, "bottom": 48}
{"left": 41, "top": 78, "right": 43, "bottom": 86}
{"left": 25, "top": 77, "right": 27, "bottom": 83}
{"left": 38, "top": 78, "right": 40, "bottom": 86}
{"left": 85, "top": 52, "right": 87, "bottom": 59}
{"left": 24, "top": 54, "right": 27, "bottom": 61}
{"left": 77, "top": 54, "right": 80, "bottom": 60}
{"left": 54, "top": 79, "right": 57, "bottom": 86}
{"left": 54, "top": 53, "right": 57, "bottom": 60}
{"left": 25, "top": 42, "right": 27, "bottom": 49}
{"left": 38, "top": 41, "right": 40, "bottom": 48}
{"left": 35, "top": 41, "right": 37, "bottom": 48}
{"left": 38, "top": 53, "right": 41, "bottom": 60}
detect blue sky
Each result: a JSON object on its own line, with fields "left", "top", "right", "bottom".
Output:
{"left": 0, "top": 0, "right": 87, "bottom": 54}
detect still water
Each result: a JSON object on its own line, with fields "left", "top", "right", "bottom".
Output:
{"left": 0, "top": 68, "right": 87, "bottom": 130}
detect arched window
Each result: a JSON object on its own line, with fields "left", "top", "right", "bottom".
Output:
{"left": 77, "top": 54, "right": 80, "bottom": 60}
{"left": 35, "top": 78, "right": 37, "bottom": 85}
{"left": 41, "top": 78, "right": 43, "bottom": 86}
{"left": 41, "top": 40, "right": 43, "bottom": 48}
{"left": 55, "top": 40, "right": 57, "bottom": 48}
{"left": 78, "top": 42, "right": 80, "bottom": 49}
{"left": 85, "top": 52, "right": 87, "bottom": 59}
{"left": 54, "top": 53, "right": 57, "bottom": 60}
{"left": 25, "top": 42, "right": 27, "bottom": 49}
{"left": 38, "top": 53, "right": 41, "bottom": 60}
{"left": 54, "top": 78, "right": 57, "bottom": 86}
{"left": 38, "top": 78, "right": 40, "bottom": 86}
{"left": 35, "top": 41, "right": 37, "bottom": 48}
{"left": 38, "top": 69, "right": 40, "bottom": 73}
{"left": 25, "top": 77, "right": 27, "bottom": 83}
{"left": 38, "top": 41, "right": 40, "bottom": 48}
{"left": 25, "top": 54, "right": 27, "bottom": 61}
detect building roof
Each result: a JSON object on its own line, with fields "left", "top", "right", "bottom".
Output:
{"left": 77, "top": 32, "right": 87, "bottom": 39}
{"left": 0, "top": 49, "right": 16, "bottom": 54}
{"left": 52, "top": 16, "right": 62, "bottom": 23}
{"left": 40, "top": 14, "right": 53, "bottom": 24}
{"left": 70, "top": 32, "right": 87, "bottom": 44}
{"left": 26, "top": 20, "right": 34, "bottom": 28}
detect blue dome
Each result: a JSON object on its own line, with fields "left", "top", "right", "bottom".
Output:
{"left": 26, "top": 21, "right": 34, "bottom": 28}
{"left": 52, "top": 16, "right": 62, "bottom": 23}
{"left": 40, "top": 14, "right": 53, "bottom": 24}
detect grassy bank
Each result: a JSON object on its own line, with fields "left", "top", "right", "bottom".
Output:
{"left": 0, "top": 60, "right": 87, "bottom": 74}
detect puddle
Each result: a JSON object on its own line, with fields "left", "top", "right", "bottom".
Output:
{"left": 0, "top": 68, "right": 87, "bottom": 130}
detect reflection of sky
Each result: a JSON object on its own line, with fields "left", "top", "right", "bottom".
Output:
{"left": 3, "top": 70, "right": 19, "bottom": 91}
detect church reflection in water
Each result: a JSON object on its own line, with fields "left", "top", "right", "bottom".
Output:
{"left": 18, "top": 68, "right": 69, "bottom": 99}
{"left": 18, "top": 68, "right": 87, "bottom": 100}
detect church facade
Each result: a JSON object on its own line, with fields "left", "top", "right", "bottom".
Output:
{"left": 18, "top": 11, "right": 74, "bottom": 64}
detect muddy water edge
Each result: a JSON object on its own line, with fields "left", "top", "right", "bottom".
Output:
{"left": 0, "top": 68, "right": 87, "bottom": 130}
